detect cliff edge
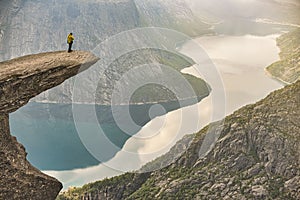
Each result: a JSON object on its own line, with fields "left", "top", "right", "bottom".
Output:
{"left": 0, "top": 51, "right": 99, "bottom": 199}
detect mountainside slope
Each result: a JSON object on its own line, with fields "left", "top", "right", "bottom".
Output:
{"left": 58, "top": 80, "right": 299, "bottom": 199}
{"left": 34, "top": 49, "right": 210, "bottom": 105}
{"left": 0, "top": 0, "right": 210, "bottom": 105}
{"left": 266, "top": 28, "right": 300, "bottom": 84}
{"left": 0, "top": 0, "right": 140, "bottom": 61}
{"left": 0, "top": 0, "right": 141, "bottom": 104}
{"left": 0, "top": 51, "right": 98, "bottom": 199}
{"left": 135, "top": 0, "right": 211, "bottom": 36}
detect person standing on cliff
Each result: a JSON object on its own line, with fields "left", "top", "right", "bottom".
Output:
{"left": 67, "top": 33, "right": 74, "bottom": 52}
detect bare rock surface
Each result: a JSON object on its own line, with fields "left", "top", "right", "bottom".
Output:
{"left": 0, "top": 51, "right": 99, "bottom": 113}
{"left": 0, "top": 51, "right": 98, "bottom": 199}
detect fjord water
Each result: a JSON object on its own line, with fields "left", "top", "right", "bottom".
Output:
{"left": 181, "top": 34, "right": 283, "bottom": 114}
{"left": 10, "top": 101, "right": 182, "bottom": 170}
{"left": 42, "top": 34, "right": 283, "bottom": 189}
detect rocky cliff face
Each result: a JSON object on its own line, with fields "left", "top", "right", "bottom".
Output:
{"left": 0, "top": 0, "right": 140, "bottom": 103}
{"left": 135, "top": 0, "right": 211, "bottom": 36}
{"left": 0, "top": 0, "right": 210, "bottom": 105}
{"left": 58, "top": 81, "right": 300, "bottom": 199}
{"left": 0, "top": 51, "right": 98, "bottom": 199}
{"left": 0, "top": 0, "right": 24, "bottom": 57}
{"left": 0, "top": 0, "right": 208, "bottom": 62}
{"left": 0, "top": 0, "right": 140, "bottom": 61}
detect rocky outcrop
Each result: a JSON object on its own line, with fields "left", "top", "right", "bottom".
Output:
{"left": 58, "top": 81, "right": 299, "bottom": 199}
{"left": 0, "top": 114, "right": 62, "bottom": 199}
{"left": 0, "top": 51, "right": 98, "bottom": 199}
{"left": 0, "top": 51, "right": 99, "bottom": 113}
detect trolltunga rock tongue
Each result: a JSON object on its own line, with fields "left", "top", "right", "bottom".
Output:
{"left": 0, "top": 51, "right": 98, "bottom": 199}
{"left": 0, "top": 51, "right": 99, "bottom": 114}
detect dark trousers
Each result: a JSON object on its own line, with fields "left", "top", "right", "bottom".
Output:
{"left": 68, "top": 42, "right": 73, "bottom": 52}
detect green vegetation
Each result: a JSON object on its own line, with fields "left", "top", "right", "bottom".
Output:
{"left": 57, "top": 173, "right": 140, "bottom": 200}
{"left": 119, "top": 48, "right": 210, "bottom": 104}
{"left": 266, "top": 28, "right": 300, "bottom": 83}
{"left": 58, "top": 80, "right": 300, "bottom": 199}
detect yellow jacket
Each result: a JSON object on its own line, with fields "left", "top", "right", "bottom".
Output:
{"left": 67, "top": 34, "right": 74, "bottom": 44}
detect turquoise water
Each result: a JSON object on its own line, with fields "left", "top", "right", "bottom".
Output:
{"left": 9, "top": 101, "right": 185, "bottom": 171}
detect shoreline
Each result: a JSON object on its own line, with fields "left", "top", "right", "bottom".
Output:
{"left": 44, "top": 33, "right": 284, "bottom": 190}
{"left": 264, "top": 68, "right": 290, "bottom": 85}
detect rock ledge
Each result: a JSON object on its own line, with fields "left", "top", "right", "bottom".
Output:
{"left": 0, "top": 51, "right": 98, "bottom": 199}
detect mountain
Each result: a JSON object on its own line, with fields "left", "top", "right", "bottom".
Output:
{"left": 0, "top": 0, "right": 140, "bottom": 61}
{"left": 0, "top": 0, "right": 210, "bottom": 106}
{"left": 187, "top": 0, "right": 300, "bottom": 25}
{"left": 134, "top": 0, "right": 211, "bottom": 36}
{"left": 0, "top": 0, "right": 24, "bottom": 59}
{"left": 0, "top": 0, "right": 143, "bottom": 104}
{"left": 266, "top": 28, "right": 300, "bottom": 84}
{"left": 58, "top": 80, "right": 300, "bottom": 199}
{"left": 186, "top": 0, "right": 300, "bottom": 35}
{"left": 0, "top": 0, "right": 210, "bottom": 173}
{"left": 0, "top": 51, "right": 99, "bottom": 199}
{"left": 0, "top": 0, "right": 209, "bottom": 62}
{"left": 34, "top": 48, "right": 209, "bottom": 105}
{"left": 7, "top": 48, "right": 210, "bottom": 171}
